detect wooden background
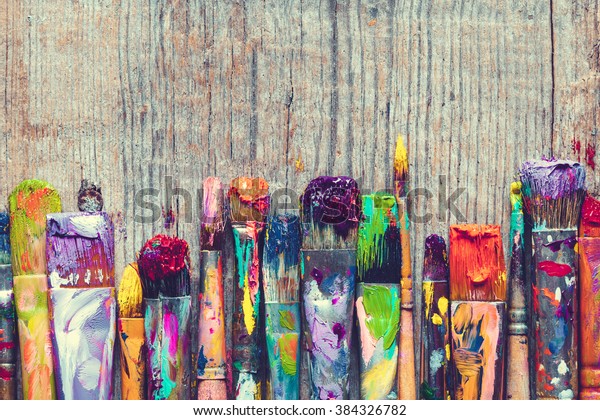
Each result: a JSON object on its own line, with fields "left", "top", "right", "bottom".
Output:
{"left": 1, "top": 0, "right": 599, "bottom": 399}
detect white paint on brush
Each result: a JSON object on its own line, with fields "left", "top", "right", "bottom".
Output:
{"left": 557, "top": 360, "right": 569, "bottom": 375}
{"left": 69, "top": 214, "right": 104, "bottom": 239}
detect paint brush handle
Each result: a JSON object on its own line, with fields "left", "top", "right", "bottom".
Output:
{"left": 0, "top": 363, "right": 16, "bottom": 399}
{"left": 397, "top": 197, "right": 416, "bottom": 400}
{"left": 265, "top": 301, "right": 300, "bottom": 400}
{"left": 231, "top": 223, "right": 264, "bottom": 400}
{"left": 356, "top": 283, "right": 400, "bottom": 400}
{"left": 450, "top": 301, "right": 506, "bottom": 400}
{"left": 506, "top": 210, "right": 530, "bottom": 400}
{"left": 531, "top": 229, "right": 578, "bottom": 400}
{"left": 420, "top": 279, "right": 450, "bottom": 400}
{"left": 578, "top": 237, "right": 600, "bottom": 400}
{"left": 118, "top": 318, "right": 146, "bottom": 400}
{"left": 0, "top": 266, "right": 17, "bottom": 400}
{"left": 144, "top": 296, "right": 192, "bottom": 400}
{"left": 197, "top": 250, "right": 227, "bottom": 400}
{"left": 13, "top": 274, "right": 56, "bottom": 400}
{"left": 302, "top": 249, "right": 355, "bottom": 400}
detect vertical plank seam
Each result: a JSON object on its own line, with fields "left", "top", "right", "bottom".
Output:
{"left": 549, "top": 0, "right": 555, "bottom": 155}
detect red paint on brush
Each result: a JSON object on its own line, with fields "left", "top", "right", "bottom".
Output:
{"left": 0, "top": 342, "right": 15, "bottom": 351}
{"left": 163, "top": 208, "right": 176, "bottom": 230}
{"left": 0, "top": 365, "right": 11, "bottom": 380}
{"left": 138, "top": 235, "right": 190, "bottom": 283}
{"left": 537, "top": 261, "right": 572, "bottom": 277}
{"left": 586, "top": 143, "right": 596, "bottom": 170}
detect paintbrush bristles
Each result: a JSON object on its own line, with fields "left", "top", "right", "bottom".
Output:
{"left": 519, "top": 159, "right": 586, "bottom": 229}
{"left": 300, "top": 176, "right": 361, "bottom": 250}
{"left": 201, "top": 177, "right": 225, "bottom": 249}
{"left": 449, "top": 225, "right": 507, "bottom": 301}
{"left": 118, "top": 263, "right": 143, "bottom": 318}
{"left": 228, "top": 177, "right": 270, "bottom": 223}
{"left": 394, "top": 134, "right": 409, "bottom": 198}
{"left": 357, "top": 193, "right": 401, "bottom": 283}
{"left": 423, "top": 234, "right": 448, "bottom": 281}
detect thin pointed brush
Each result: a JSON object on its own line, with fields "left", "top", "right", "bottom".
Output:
{"left": 197, "top": 177, "right": 227, "bottom": 400}
{"left": 355, "top": 193, "right": 401, "bottom": 400}
{"left": 46, "top": 180, "right": 116, "bottom": 400}
{"left": 578, "top": 193, "right": 600, "bottom": 399}
{"left": 506, "top": 181, "right": 530, "bottom": 400}
{"left": 262, "top": 213, "right": 301, "bottom": 400}
{"left": 117, "top": 263, "right": 146, "bottom": 400}
{"left": 9, "top": 179, "right": 61, "bottom": 400}
{"left": 228, "top": 177, "right": 270, "bottom": 400}
{"left": 520, "top": 159, "right": 585, "bottom": 400}
{"left": 0, "top": 212, "right": 17, "bottom": 400}
{"left": 138, "top": 234, "right": 192, "bottom": 400}
{"left": 394, "top": 134, "right": 416, "bottom": 400}
{"left": 449, "top": 225, "right": 507, "bottom": 400}
{"left": 300, "top": 176, "right": 361, "bottom": 400}
{"left": 420, "top": 234, "right": 451, "bottom": 400}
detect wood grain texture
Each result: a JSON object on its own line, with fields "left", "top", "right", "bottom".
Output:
{"left": 0, "top": 0, "right": 590, "bottom": 399}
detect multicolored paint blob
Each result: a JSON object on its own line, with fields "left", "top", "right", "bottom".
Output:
{"left": 46, "top": 212, "right": 115, "bottom": 288}
{"left": 420, "top": 234, "right": 450, "bottom": 400}
{"left": 145, "top": 296, "right": 192, "bottom": 400}
{"left": 49, "top": 288, "right": 116, "bottom": 400}
{"left": 263, "top": 215, "right": 301, "bottom": 400}
{"left": 13, "top": 275, "right": 56, "bottom": 399}
{"left": 0, "top": 214, "right": 16, "bottom": 400}
{"left": 302, "top": 250, "right": 356, "bottom": 400}
{"left": 531, "top": 231, "right": 578, "bottom": 399}
{"left": 449, "top": 225, "right": 507, "bottom": 400}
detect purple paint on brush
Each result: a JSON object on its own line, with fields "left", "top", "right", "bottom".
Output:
{"left": 519, "top": 159, "right": 586, "bottom": 200}
{"left": 423, "top": 234, "right": 448, "bottom": 280}
{"left": 301, "top": 176, "right": 361, "bottom": 238}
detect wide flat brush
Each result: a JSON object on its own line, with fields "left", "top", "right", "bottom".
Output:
{"left": 197, "top": 177, "right": 227, "bottom": 400}
{"left": 578, "top": 193, "right": 600, "bottom": 399}
{"left": 506, "top": 182, "right": 530, "bottom": 400}
{"left": 228, "top": 177, "right": 270, "bottom": 400}
{"left": 356, "top": 193, "right": 401, "bottom": 400}
{"left": 420, "top": 234, "right": 450, "bottom": 400}
{"left": 394, "top": 135, "right": 416, "bottom": 400}
{"left": 300, "top": 176, "right": 360, "bottom": 400}
{"left": 0, "top": 212, "right": 17, "bottom": 400}
{"left": 46, "top": 181, "right": 116, "bottom": 400}
{"left": 520, "top": 159, "right": 585, "bottom": 400}
{"left": 449, "top": 225, "right": 507, "bottom": 400}
{"left": 138, "top": 234, "right": 192, "bottom": 400}
{"left": 9, "top": 179, "right": 61, "bottom": 400}
{"left": 262, "top": 213, "right": 301, "bottom": 400}
{"left": 117, "top": 263, "right": 146, "bottom": 400}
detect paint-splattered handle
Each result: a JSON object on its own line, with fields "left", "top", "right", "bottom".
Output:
{"left": 398, "top": 308, "right": 416, "bottom": 399}
{"left": 118, "top": 318, "right": 146, "bottom": 400}
{"left": 356, "top": 283, "right": 400, "bottom": 400}
{"left": 13, "top": 274, "right": 56, "bottom": 400}
{"left": 0, "top": 363, "right": 16, "bottom": 399}
{"left": 232, "top": 225, "right": 264, "bottom": 399}
{"left": 531, "top": 229, "right": 578, "bottom": 400}
{"left": 506, "top": 335, "right": 530, "bottom": 400}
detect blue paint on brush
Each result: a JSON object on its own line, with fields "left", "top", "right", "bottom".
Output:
{"left": 265, "top": 214, "right": 301, "bottom": 273}
{"left": 0, "top": 212, "right": 10, "bottom": 263}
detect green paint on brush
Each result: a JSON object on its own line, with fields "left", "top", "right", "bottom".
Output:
{"left": 362, "top": 284, "right": 400, "bottom": 350}
{"left": 9, "top": 179, "right": 61, "bottom": 275}
{"left": 278, "top": 333, "right": 298, "bottom": 376}
{"left": 278, "top": 309, "right": 296, "bottom": 331}
{"left": 357, "top": 193, "right": 399, "bottom": 280}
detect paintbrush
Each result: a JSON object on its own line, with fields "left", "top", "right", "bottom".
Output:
{"left": 262, "top": 213, "right": 301, "bottom": 400}
{"left": 394, "top": 134, "right": 416, "bottom": 400}
{"left": 197, "top": 177, "right": 227, "bottom": 400}
{"left": 117, "top": 263, "right": 146, "bottom": 400}
{"left": 228, "top": 177, "right": 270, "bottom": 400}
{"left": 139, "top": 234, "right": 192, "bottom": 400}
{"left": 0, "top": 212, "right": 17, "bottom": 400}
{"left": 449, "top": 224, "right": 507, "bottom": 400}
{"left": 578, "top": 193, "right": 600, "bottom": 399}
{"left": 505, "top": 181, "right": 530, "bottom": 400}
{"left": 420, "top": 234, "right": 450, "bottom": 400}
{"left": 300, "top": 176, "right": 360, "bottom": 400}
{"left": 355, "top": 193, "right": 401, "bottom": 400}
{"left": 520, "top": 159, "right": 585, "bottom": 400}
{"left": 9, "top": 179, "right": 61, "bottom": 399}
{"left": 46, "top": 181, "right": 116, "bottom": 400}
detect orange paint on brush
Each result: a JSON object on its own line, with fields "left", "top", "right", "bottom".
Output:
{"left": 449, "top": 225, "right": 507, "bottom": 301}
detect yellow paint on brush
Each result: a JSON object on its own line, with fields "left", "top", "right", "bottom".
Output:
{"left": 242, "top": 270, "right": 256, "bottom": 335}
{"left": 360, "top": 356, "right": 397, "bottom": 400}
{"left": 445, "top": 343, "right": 451, "bottom": 361}
{"left": 432, "top": 314, "right": 443, "bottom": 325}
{"left": 394, "top": 134, "right": 408, "bottom": 180}
{"left": 118, "top": 263, "right": 143, "bottom": 318}
{"left": 438, "top": 296, "right": 449, "bottom": 315}
{"left": 423, "top": 282, "right": 434, "bottom": 320}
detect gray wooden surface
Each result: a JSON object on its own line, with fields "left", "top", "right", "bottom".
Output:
{"left": 1, "top": 0, "right": 598, "bottom": 399}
